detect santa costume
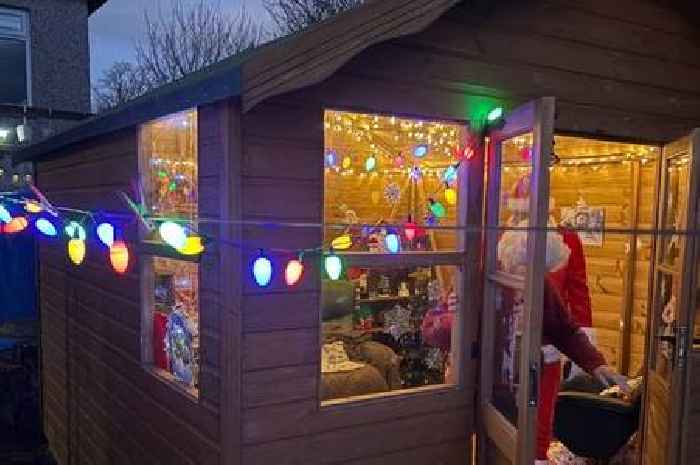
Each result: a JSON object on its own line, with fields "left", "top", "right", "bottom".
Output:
{"left": 501, "top": 175, "right": 595, "bottom": 464}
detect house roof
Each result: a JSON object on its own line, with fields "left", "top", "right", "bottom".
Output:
{"left": 13, "top": 0, "right": 460, "bottom": 164}
{"left": 88, "top": 0, "right": 107, "bottom": 14}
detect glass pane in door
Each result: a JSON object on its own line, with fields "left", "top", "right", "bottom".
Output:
{"left": 498, "top": 133, "right": 533, "bottom": 274}
{"left": 491, "top": 282, "right": 524, "bottom": 424}
{"left": 651, "top": 272, "right": 679, "bottom": 382}
{"left": 661, "top": 156, "right": 690, "bottom": 268}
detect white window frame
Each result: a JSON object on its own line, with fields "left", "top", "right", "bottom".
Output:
{"left": 0, "top": 6, "right": 31, "bottom": 105}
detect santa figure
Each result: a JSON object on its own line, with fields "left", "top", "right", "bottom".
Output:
{"left": 501, "top": 174, "right": 597, "bottom": 465}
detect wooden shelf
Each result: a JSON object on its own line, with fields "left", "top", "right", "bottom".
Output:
{"left": 356, "top": 295, "right": 415, "bottom": 304}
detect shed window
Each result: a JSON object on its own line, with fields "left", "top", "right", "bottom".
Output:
{"left": 139, "top": 109, "right": 200, "bottom": 396}
{"left": 321, "top": 110, "right": 467, "bottom": 404}
{"left": 0, "top": 7, "right": 29, "bottom": 105}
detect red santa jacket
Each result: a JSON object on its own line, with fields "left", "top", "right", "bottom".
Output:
{"left": 548, "top": 227, "right": 593, "bottom": 327}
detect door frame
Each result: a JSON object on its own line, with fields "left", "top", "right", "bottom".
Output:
{"left": 478, "top": 97, "right": 555, "bottom": 465}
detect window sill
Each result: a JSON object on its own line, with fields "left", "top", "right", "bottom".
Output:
{"left": 320, "top": 383, "right": 460, "bottom": 410}
{"left": 144, "top": 364, "right": 199, "bottom": 402}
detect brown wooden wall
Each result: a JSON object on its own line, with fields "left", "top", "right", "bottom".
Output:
{"left": 37, "top": 104, "right": 227, "bottom": 465}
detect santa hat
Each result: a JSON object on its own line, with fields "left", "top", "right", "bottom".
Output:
{"left": 506, "top": 174, "right": 555, "bottom": 213}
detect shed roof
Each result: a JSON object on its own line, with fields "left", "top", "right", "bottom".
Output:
{"left": 14, "top": 0, "right": 459, "bottom": 164}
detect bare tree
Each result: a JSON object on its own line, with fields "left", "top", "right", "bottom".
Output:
{"left": 136, "top": 0, "right": 264, "bottom": 87}
{"left": 92, "top": 61, "right": 149, "bottom": 112}
{"left": 264, "top": 0, "right": 363, "bottom": 35}
{"left": 93, "top": 0, "right": 264, "bottom": 111}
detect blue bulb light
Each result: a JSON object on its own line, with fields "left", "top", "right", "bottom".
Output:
{"left": 413, "top": 144, "right": 429, "bottom": 158}
{"left": 325, "top": 150, "right": 338, "bottom": 168}
{"left": 35, "top": 218, "right": 57, "bottom": 237}
{"left": 442, "top": 164, "right": 459, "bottom": 184}
{"left": 65, "top": 221, "right": 87, "bottom": 240}
{"left": 365, "top": 155, "right": 377, "bottom": 172}
{"left": 253, "top": 255, "right": 273, "bottom": 287}
{"left": 0, "top": 205, "right": 11, "bottom": 224}
{"left": 385, "top": 233, "right": 400, "bottom": 254}
{"left": 96, "top": 223, "right": 115, "bottom": 247}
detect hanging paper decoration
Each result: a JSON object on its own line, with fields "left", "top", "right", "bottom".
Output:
{"left": 159, "top": 221, "right": 187, "bottom": 249}
{"left": 385, "top": 233, "right": 400, "bottom": 253}
{"left": 253, "top": 253, "right": 273, "bottom": 287}
{"left": 331, "top": 234, "right": 352, "bottom": 250}
{"left": 325, "top": 254, "right": 342, "bottom": 280}
{"left": 429, "top": 199, "right": 447, "bottom": 218}
{"left": 342, "top": 156, "right": 352, "bottom": 169}
{"left": 4, "top": 217, "right": 28, "bottom": 234}
{"left": 409, "top": 166, "right": 423, "bottom": 181}
{"left": 285, "top": 259, "right": 304, "bottom": 287}
{"left": 0, "top": 205, "right": 11, "bottom": 224}
{"left": 325, "top": 150, "right": 338, "bottom": 168}
{"left": 109, "top": 240, "right": 129, "bottom": 274}
{"left": 178, "top": 236, "right": 205, "bottom": 256}
{"left": 67, "top": 239, "right": 86, "bottom": 265}
{"left": 96, "top": 222, "right": 115, "bottom": 247}
{"left": 444, "top": 187, "right": 458, "bottom": 206}
{"left": 24, "top": 200, "right": 42, "bottom": 214}
{"left": 394, "top": 152, "right": 405, "bottom": 168}
{"left": 365, "top": 154, "right": 377, "bottom": 172}
{"left": 383, "top": 182, "right": 401, "bottom": 205}
{"left": 35, "top": 218, "right": 57, "bottom": 237}
{"left": 413, "top": 144, "right": 429, "bottom": 158}
{"left": 65, "top": 221, "right": 87, "bottom": 241}
{"left": 442, "top": 164, "right": 459, "bottom": 184}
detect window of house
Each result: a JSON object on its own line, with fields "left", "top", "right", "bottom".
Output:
{"left": 0, "top": 7, "right": 30, "bottom": 105}
{"left": 139, "top": 109, "right": 200, "bottom": 396}
{"left": 321, "top": 109, "right": 467, "bottom": 404}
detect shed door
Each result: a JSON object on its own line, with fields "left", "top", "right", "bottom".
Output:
{"left": 643, "top": 130, "right": 700, "bottom": 465}
{"left": 479, "top": 98, "right": 555, "bottom": 465}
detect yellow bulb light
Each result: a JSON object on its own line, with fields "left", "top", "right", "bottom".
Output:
{"left": 444, "top": 187, "right": 457, "bottom": 205}
{"left": 177, "top": 236, "right": 205, "bottom": 256}
{"left": 331, "top": 234, "right": 352, "bottom": 250}
{"left": 24, "top": 201, "right": 42, "bottom": 213}
{"left": 68, "top": 239, "right": 86, "bottom": 265}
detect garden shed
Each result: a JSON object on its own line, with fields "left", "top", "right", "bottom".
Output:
{"left": 11, "top": 1, "right": 700, "bottom": 465}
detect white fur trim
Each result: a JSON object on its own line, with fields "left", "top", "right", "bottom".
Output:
{"left": 497, "top": 220, "right": 571, "bottom": 274}
{"left": 580, "top": 326, "right": 596, "bottom": 345}
{"left": 542, "top": 344, "right": 561, "bottom": 363}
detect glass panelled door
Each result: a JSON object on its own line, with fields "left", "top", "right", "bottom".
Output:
{"left": 480, "top": 98, "right": 555, "bottom": 465}
{"left": 644, "top": 130, "right": 700, "bottom": 465}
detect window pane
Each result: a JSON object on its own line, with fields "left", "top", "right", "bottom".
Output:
{"left": 0, "top": 10, "right": 25, "bottom": 35}
{"left": 651, "top": 272, "right": 677, "bottom": 382}
{"left": 323, "top": 110, "right": 467, "bottom": 253}
{"left": 0, "top": 37, "right": 27, "bottom": 104}
{"left": 491, "top": 283, "right": 521, "bottom": 425}
{"left": 661, "top": 155, "right": 689, "bottom": 269}
{"left": 152, "top": 257, "right": 200, "bottom": 392}
{"left": 140, "top": 110, "right": 198, "bottom": 223}
{"left": 497, "top": 133, "right": 533, "bottom": 274}
{"left": 321, "top": 263, "right": 460, "bottom": 403}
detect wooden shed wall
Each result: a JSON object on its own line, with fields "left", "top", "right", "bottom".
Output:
{"left": 238, "top": 1, "right": 700, "bottom": 464}
{"left": 37, "top": 103, "right": 229, "bottom": 465}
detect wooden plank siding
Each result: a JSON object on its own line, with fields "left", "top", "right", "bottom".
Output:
{"left": 35, "top": 106, "right": 227, "bottom": 465}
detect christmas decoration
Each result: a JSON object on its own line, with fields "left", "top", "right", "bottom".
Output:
{"left": 109, "top": 240, "right": 130, "bottom": 274}
{"left": 444, "top": 187, "right": 457, "bottom": 206}
{"left": 325, "top": 253, "right": 342, "bottom": 280}
{"left": 383, "top": 182, "right": 401, "bottom": 205}
{"left": 159, "top": 221, "right": 187, "bottom": 249}
{"left": 178, "top": 236, "right": 205, "bottom": 256}
{"left": 285, "top": 258, "right": 304, "bottom": 286}
{"left": 253, "top": 253, "right": 273, "bottom": 287}
{"left": 413, "top": 144, "right": 429, "bottom": 158}
{"left": 324, "top": 149, "right": 338, "bottom": 168}
{"left": 4, "top": 217, "right": 28, "bottom": 234}
{"left": 342, "top": 156, "right": 352, "bottom": 169}
{"left": 65, "top": 221, "right": 87, "bottom": 241}
{"left": 331, "top": 234, "right": 352, "bottom": 250}
{"left": 429, "top": 199, "right": 446, "bottom": 218}
{"left": 24, "top": 200, "right": 42, "bottom": 213}
{"left": 385, "top": 233, "right": 401, "bottom": 253}
{"left": 35, "top": 218, "right": 57, "bottom": 237}
{"left": 165, "top": 304, "right": 197, "bottom": 387}
{"left": 0, "top": 205, "right": 10, "bottom": 223}
{"left": 68, "top": 239, "right": 86, "bottom": 265}
{"left": 96, "top": 222, "right": 115, "bottom": 247}
{"left": 365, "top": 154, "right": 377, "bottom": 172}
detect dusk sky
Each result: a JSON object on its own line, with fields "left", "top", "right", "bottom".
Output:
{"left": 89, "top": 0, "right": 268, "bottom": 84}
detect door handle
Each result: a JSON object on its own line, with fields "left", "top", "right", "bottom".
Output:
{"left": 528, "top": 363, "right": 539, "bottom": 407}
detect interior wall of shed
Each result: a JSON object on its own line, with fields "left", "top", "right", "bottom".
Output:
{"left": 500, "top": 135, "right": 659, "bottom": 376}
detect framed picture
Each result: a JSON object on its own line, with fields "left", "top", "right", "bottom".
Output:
{"left": 561, "top": 205, "right": 605, "bottom": 247}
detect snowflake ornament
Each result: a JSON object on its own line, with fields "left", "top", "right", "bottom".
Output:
{"left": 383, "top": 182, "right": 401, "bottom": 205}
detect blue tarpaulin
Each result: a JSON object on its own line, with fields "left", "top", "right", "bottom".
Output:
{"left": 0, "top": 235, "right": 37, "bottom": 323}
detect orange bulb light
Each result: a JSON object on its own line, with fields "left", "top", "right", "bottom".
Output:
{"left": 109, "top": 240, "right": 129, "bottom": 274}
{"left": 285, "top": 259, "right": 304, "bottom": 286}
{"left": 24, "top": 201, "right": 42, "bottom": 213}
{"left": 4, "top": 217, "right": 28, "bottom": 234}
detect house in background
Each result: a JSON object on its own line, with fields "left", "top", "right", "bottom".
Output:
{"left": 0, "top": 0, "right": 103, "bottom": 190}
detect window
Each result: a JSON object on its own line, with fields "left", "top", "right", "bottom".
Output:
{"left": 321, "top": 109, "right": 468, "bottom": 404}
{"left": 139, "top": 109, "right": 200, "bottom": 396}
{"left": 0, "top": 7, "right": 30, "bottom": 105}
